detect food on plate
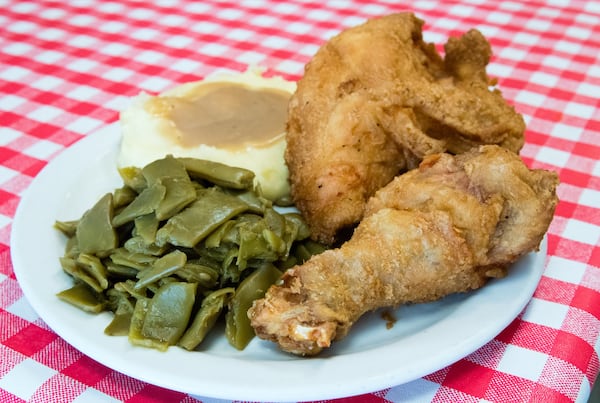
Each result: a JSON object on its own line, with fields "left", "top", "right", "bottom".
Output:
{"left": 54, "top": 156, "right": 325, "bottom": 352}
{"left": 285, "top": 12, "right": 527, "bottom": 244}
{"left": 51, "top": 12, "right": 556, "bottom": 360}
{"left": 249, "top": 146, "right": 559, "bottom": 355}
{"left": 118, "top": 68, "right": 296, "bottom": 202}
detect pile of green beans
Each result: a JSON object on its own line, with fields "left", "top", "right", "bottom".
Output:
{"left": 54, "top": 155, "right": 325, "bottom": 352}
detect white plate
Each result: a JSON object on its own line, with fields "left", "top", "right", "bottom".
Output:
{"left": 11, "top": 123, "right": 546, "bottom": 401}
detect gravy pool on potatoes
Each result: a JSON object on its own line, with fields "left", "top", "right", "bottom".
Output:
{"left": 118, "top": 69, "right": 296, "bottom": 202}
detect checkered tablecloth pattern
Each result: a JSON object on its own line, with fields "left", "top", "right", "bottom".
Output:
{"left": 1, "top": 0, "right": 599, "bottom": 402}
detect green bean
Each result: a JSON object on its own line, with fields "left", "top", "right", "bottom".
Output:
{"left": 135, "top": 250, "right": 187, "bottom": 291}
{"left": 114, "top": 280, "right": 147, "bottom": 300}
{"left": 123, "top": 236, "right": 168, "bottom": 256}
{"left": 221, "top": 248, "right": 241, "bottom": 282}
{"left": 128, "top": 297, "right": 167, "bottom": 350}
{"left": 142, "top": 154, "right": 189, "bottom": 185}
{"left": 104, "top": 310, "right": 133, "bottom": 336}
{"left": 76, "top": 253, "right": 109, "bottom": 291}
{"left": 56, "top": 283, "right": 105, "bottom": 313}
{"left": 54, "top": 220, "right": 78, "bottom": 237}
{"left": 127, "top": 156, "right": 198, "bottom": 223}
{"left": 118, "top": 166, "right": 147, "bottom": 193}
{"left": 274, "top": 193, "right": 294, "bottom": 207}
{"left": 140, "top": 281, "right": 197, "bottom": 347}
{"left": 263, "top": 208, "right": 288, "bottom": 254}
{"left": 109, "top": 248, "right": 156, "bottom": 271}
{"left": 104, "top": 289, "right": 134, "bottom": 336}
{"left": 226, "top": 188, "right": 269, "bottom": 213}
{"left": 291, "top": 243, "right": 313, "bottom": 264}
{"left": 225, "top": 263, "right": 282, "bottom": 350}
{"left": 63, "top": 236, "right": 79, "bottom": 259}
{"left": 113, "top": 186, "right": 137, "bottom": 208}
{"left": 133, "top": 213, "right": 159, "bottom": 244}
{"left": 204, "top": 220, "right": 237, "bottom": 248}
{"left": 237, "top": 224, "right": 277, "bottom": 269}
{"left": 178, "top": 157, "right": 255, "bottom": 189}
{"left": 283, "top": 212, "right": 311, "bottom": 240}
{"left": 178, "top": 287, "right": 234, "bottom": 351}
{"left": 76, "top": 193, "right": 118, "bottom": 256}
{"left": 112, "top": 182, "right": 166, "bottom": 227}
{"left": 155, "top": 176, "right": 196, "bottom": 220}
{"left": 155, "top": 188, "right": 248, "bottom": 248}
{"left": 59, "top": 256, "right": 106, "bottom": 293}
{"left": 176, "top": 263, "right": 219, "bottom": 288}
{"left": 292, "top": 239, "right": 329, "bottom": 265}
{"left": 302, "top": 239, "right": 329, "bottom": 256}
{"left": 262, "top": 228, "right": 286, "bottom": 256}
{"left": 105, "top": 261, "right": 139, "bottom": 279}
{"left": 106, "top": 288, "right": 134, "bottom": 311}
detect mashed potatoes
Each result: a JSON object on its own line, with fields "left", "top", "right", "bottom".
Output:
{"left": 118, "top": 68, "right": 296, "bottom": 201}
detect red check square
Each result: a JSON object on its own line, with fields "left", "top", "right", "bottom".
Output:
{"left": 3, "top": 323, "right": 57, "bottom": 357}
{"left": 61, "top": 355, "right": 112, "bottom": 386}
{"left": 550, "top": 330, "right": 593, "bottom": 372}
{"left": 441, "top": 360, "right": 495, "bottom": 398}
{"left": 126, "top": 383, "right": 188, "bottom": 403}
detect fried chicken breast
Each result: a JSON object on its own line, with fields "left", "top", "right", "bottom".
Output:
{"left": 286, "top": 13, "right": 526, "bottom": 244}
{"left": 249, "top": 146, "right": 558, "bottom": 355}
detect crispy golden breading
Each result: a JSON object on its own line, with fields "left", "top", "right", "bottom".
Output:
{"left": 285, "top": 13, "right": 526, "bottom": 244}
{"left": 249, "top": 146, "right": 558, "bottom": 355}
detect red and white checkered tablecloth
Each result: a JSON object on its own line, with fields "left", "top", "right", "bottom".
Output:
{"left": 1, "top": 0, "right": 599, "bottom": 402}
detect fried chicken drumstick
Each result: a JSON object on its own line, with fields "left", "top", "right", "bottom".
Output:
{"left": 249, "top": 146, "right": 558, "bottom": 356}
{"left": 286, "top": 13, "right": 526, "bottom": 244}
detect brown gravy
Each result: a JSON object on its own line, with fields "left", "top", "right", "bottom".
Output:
{"left": 145, "top": 82, "right": 290, "bottom": 149}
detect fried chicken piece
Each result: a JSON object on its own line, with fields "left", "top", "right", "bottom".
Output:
{"left": 249, "top": 146, "right": 558, "bottom": 355}
{"left": 286, "top": 13, "right": 526, "bottom": 244}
